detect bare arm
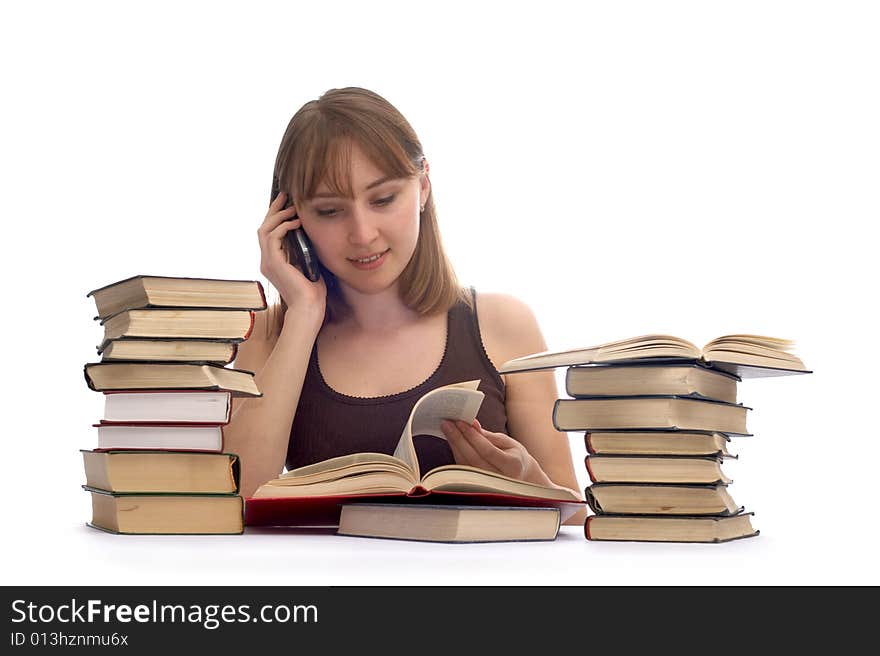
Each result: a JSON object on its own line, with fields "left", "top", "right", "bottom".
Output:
{"left": 478, "top": 294, "right": 588, "bottom": 526}
{"left": 226, "top": 190, "right": 329, "bottom": 497}
{"left": 223, "top": 305, "right": 323, "bottom": 497}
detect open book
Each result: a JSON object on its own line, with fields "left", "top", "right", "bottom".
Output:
{"left": 499, "top": 334, "right": 812, "bottom": 378}
{"left": 246, "top": 380, "right": 584, "bottom": 527}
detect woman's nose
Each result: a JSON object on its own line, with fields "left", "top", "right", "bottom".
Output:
{"left": 347, "top": 203, "right": 380, "bottom": 245}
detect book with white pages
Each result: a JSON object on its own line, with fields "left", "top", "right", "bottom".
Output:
{"left": 94, "top": 422, "right": 225, "bottom": 451}
{"left": 101, "top": 391, "right": 232, "bottom": 424}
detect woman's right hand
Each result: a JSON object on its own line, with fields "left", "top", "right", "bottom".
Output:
{"left": 258, "top": 191, "right": 327, "bottom": 322}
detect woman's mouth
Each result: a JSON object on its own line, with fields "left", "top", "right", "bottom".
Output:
{"left": 347, "top": 248, "right": 390, "bottom": 270}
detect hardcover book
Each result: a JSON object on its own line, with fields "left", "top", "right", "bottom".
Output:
{"left": 85, "top": 488, "right": 244, "bottom": 535}
{"left": 584, "top": 431, "right": 737, "bottom": 458}
{"left": 499, "top": 334, "right": 811, "bottom": 378}
{"left": 99, "top": 338, "right": 238, "bottom": 364}
{"left": 585, "top": 483, "right": 743, "bottom": 516}
{"left": 246, "top": 380, "right": 585, "bottom": 527}
{"left": 81, "top": 450, "right": 240, "bottom": 493}
{"left": 99, "top": 308, "right": 255, "bottom": 343}
{"left": 87, "top": 275, "right": 266, "bottom": 320}
{"left": 585, "top": 512, "right": 758, "bottom": 543}
{"left": 585, "top": 455, "right": 732, "bottom": 485}
{"left": 84, "top": 362, "right": 261, "bottom": 397}
{"left": 101, "top": 391, "right": 233, "bottom": 424}
{"left": 338, "top": 504, "right": 562, "bottom": 543}
{"left": 565, "top": 362, "right": 739, "bottom": 403}
{"left": 553, "top": 396, "right": 751, "bottom": 435}
{"left": 93, "top": 423, "right": 226, "bottom": 451}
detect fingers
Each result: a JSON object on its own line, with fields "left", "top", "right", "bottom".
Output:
{"left": 455, "top": 421, "right": 511, "bottom": 470}
{"left": 471, "top": 419, "right": 518, "bottom": 449}
{"left": 259, "top": 192, "right": 299, "bottom": 237}
{"left": 441, "top": 420, "right": 494, "bottom": 471}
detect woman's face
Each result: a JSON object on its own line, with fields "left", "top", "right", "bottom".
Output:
{"left": 297, "top": 142, "right": 429, "bottom": 296}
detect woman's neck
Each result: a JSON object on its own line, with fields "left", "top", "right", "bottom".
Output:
{"left": 337, "top": 281, "right": 420, "bottom": 336}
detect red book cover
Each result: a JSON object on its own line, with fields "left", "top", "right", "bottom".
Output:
{"left": 244, "top": 488, "right": 586, "bottom": 527}
{"left": 92, "top": 422, "right": 227, "bottom": 452}
{"left": 585, "top": 455, "right": 597, "bottom": 483}
{"left": 98, "top": 389, "right": 233, "bottom": 425}
{"left": 585, "top": 433, "right": 596, "bottom": 455}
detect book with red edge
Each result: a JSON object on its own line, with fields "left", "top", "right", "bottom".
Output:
{"left": 247, "top": 379, "right": 585, "bottom": 527}
{"left": 93, "top": 422, "right": 227, "bottom": 452}
{"left": 97, "top": 337, "right": 239, "bottom": 365}
{"left": 245, "top": 490, "right": 584, "bottom": 528}
{"left": 97, "top": 308, "right": 256, "bottom": 344}
{"left": 87, "top": 274, "right": 267, "bottom": 320}
{"left": 100, "top": 390, "right": 234, "bottom": 424}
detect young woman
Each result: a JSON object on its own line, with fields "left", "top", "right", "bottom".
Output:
{"left": 224, "top": 87, "right": 586, "bottom": 525}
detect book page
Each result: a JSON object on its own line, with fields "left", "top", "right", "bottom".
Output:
{"left": 392, "top": 380, "right": 484, "bottom": 479}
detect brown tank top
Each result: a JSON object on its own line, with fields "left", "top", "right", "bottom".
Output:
{"left": 286, "top": 287, "right": 509, "bottom": 474}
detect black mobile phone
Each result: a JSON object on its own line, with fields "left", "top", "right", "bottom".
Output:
{"left": 270, "top": 176, "right": 321, "bottom": 283}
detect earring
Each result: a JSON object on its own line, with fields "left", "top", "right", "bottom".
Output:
{"left": 420, "top": 204, "right": 426, "bottom": 212}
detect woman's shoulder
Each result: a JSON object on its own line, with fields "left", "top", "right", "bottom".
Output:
{"left": 471, "top": 290, "right": 547, "bottom": 370}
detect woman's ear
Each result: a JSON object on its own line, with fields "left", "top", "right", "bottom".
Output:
{"left": 419, "top": 158, "right": 431, "bottom": 208}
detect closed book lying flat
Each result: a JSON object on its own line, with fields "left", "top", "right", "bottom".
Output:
{"left": 337, "top": 504, "right": 561, "bottom": 543}
{"left": 585, "top": 431, "right": 737, "bottom": 458}
{"left": 94, "top": 423, "right": 225, "bottom": 451}
{"left": 585, "top": 483, "right": 743, "bottom": 516}
{"left": 102, "top": 391, "right": 232, "bottom": 424}
{"left": 585, "top": 512, "right": 758, "bottom": 543}
{"left": 87, "top": 275, "right": 266, "bottom": 320}
{"left": 565, "top": 362, "right": 739, "bottom": 404}
{"left": 85, "top": 488, "right": 243, "bottom": 535}
{"left": 585, "top": 455, "right": 732, "bottom": 485}
{"left": 554, "top": 396, "right": 750, "bottom": 435}
{"left": 81, "top": 450, "right": 240, "bottom": 493}
{"left": 84, "top": 362, "right": 260, "bottom": 397}
{"left": 499, "top": 334, "right": 811, "bottom": 378}
{"left": 99, "top": 338, "right": 238, "bottom": 365}
{"left": 99, "top": 309, "right": 255, "bottom": 343}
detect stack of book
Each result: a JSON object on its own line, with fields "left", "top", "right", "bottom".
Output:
{"left": 499, "top": 334, "right": 811, "bottom": 543}
{"left": 81, "top": 275, "right": 267, "bottom": 534}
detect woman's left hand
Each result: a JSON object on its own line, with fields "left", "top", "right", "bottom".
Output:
{"left": 440, "top": 418, "right": 554, "bottom": 487}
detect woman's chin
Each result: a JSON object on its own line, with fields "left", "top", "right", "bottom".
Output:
{"left": 333, "top": 267, "right": 400, "bottom": 296}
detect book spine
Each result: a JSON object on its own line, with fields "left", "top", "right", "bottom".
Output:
{"left": 83, "top": 364, "right": 98, "bottom": 392}
{"left": 243, "top": 311, "right": 255, "bottom": 340}
{"left": 584, "top": 433, "right": 595, "bottom": 455}
{"left": 584, "top": 486, "right": 601, "bottom": 514}
{"left": 584, "top": 515, "right": 593, "bottom": 540}
{"left": 584, "top": 456, "right": 597, "bottom": 484}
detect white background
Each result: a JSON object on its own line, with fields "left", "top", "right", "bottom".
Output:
{"left": 1, "top": 0, "right": 877, "bottom": 585}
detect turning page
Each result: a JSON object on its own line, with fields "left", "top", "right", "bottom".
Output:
{"left": 392, "top": 380, "right": 485, "bottom": 478}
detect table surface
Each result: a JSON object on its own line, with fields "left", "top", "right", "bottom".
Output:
{"left": 6, "top": 519, "right": 873, "bottom": 587}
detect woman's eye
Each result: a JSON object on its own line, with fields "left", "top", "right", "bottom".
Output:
{"left": 373, "top": 194, "right": 395, "bottom": 206}
{"left": 316, "top": 208, "right": 338, "bottom": 217}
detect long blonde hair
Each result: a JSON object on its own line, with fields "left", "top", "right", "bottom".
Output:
{"left": 267, "top": 87, "right": 469, "bottom": 337}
